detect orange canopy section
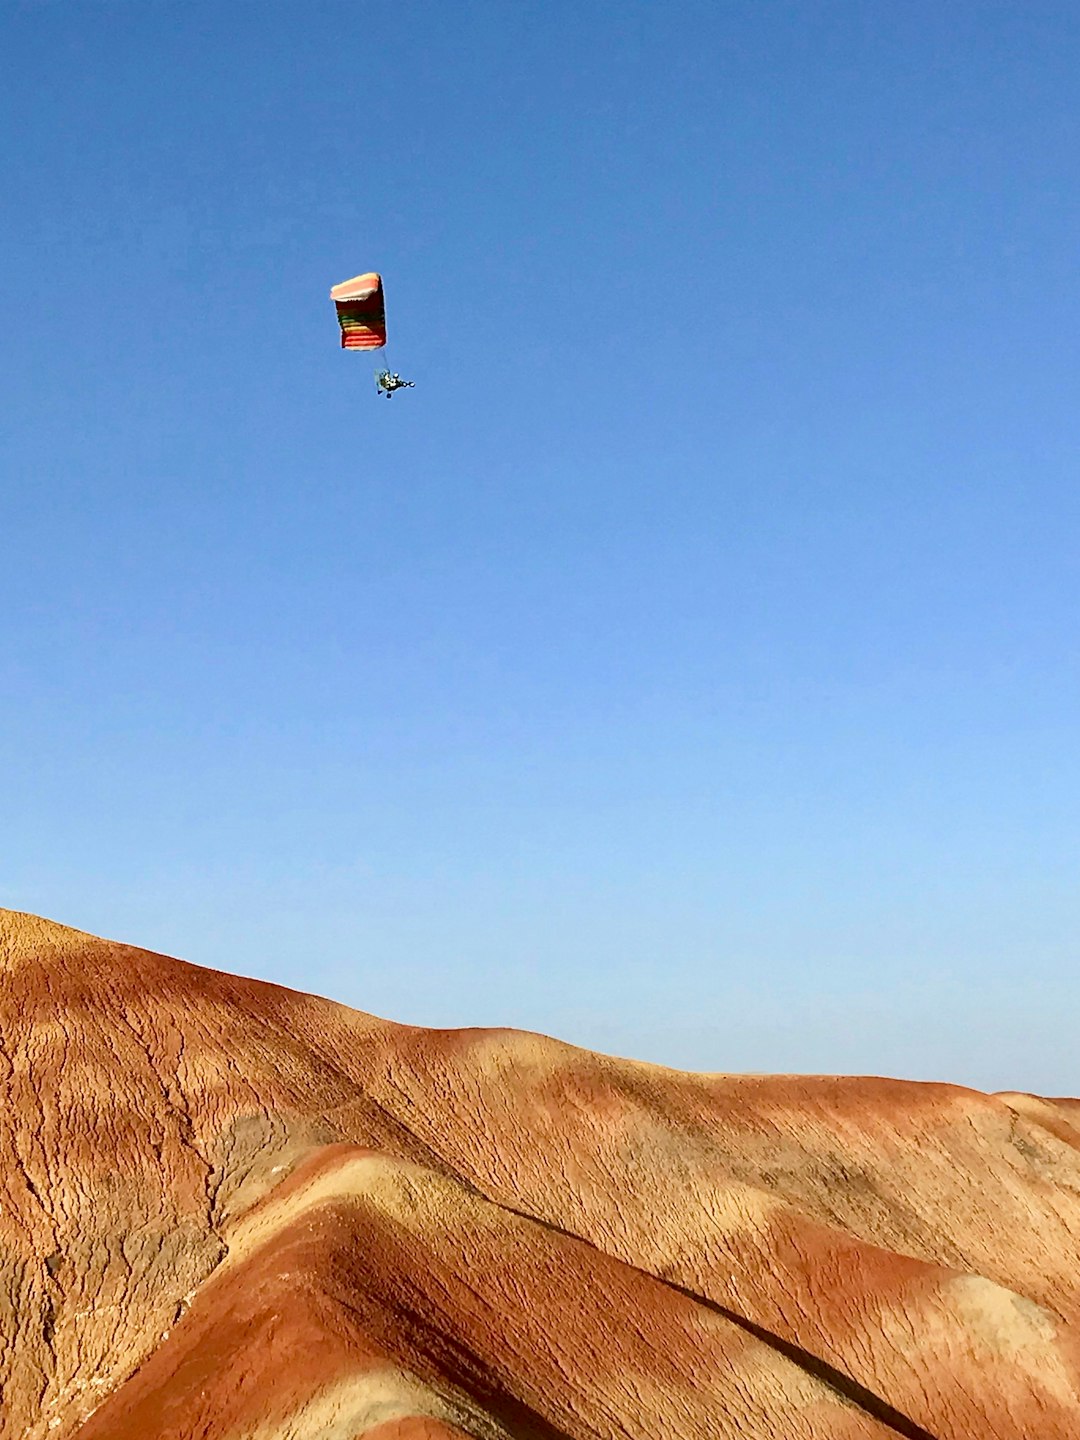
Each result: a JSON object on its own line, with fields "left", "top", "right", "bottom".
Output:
{"left": 331, "top": 272, "right": 387, "bottom": 350}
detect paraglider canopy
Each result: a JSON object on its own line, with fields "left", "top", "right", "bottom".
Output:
{"left": 331, "top": 272, "right": 386, "bottom": 350}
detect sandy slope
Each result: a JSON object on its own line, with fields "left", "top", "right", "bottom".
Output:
{"left": 1, "top": 908, "right": 1078, "bottom": 1439}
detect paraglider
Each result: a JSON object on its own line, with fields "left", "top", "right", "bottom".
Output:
{"left": 374, "top": 370, "right": 414, "bottom": 399}
{"left": 330, "top": 272, "right": 414, "bottom": 398}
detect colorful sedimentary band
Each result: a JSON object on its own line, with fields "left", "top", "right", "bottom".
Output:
{"left": 331, "top": 272, "right": 387, "bottom": 350}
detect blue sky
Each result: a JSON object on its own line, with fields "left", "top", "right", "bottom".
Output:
{"left": 3, "top": 2, "right": 1079, "bottom": 1091}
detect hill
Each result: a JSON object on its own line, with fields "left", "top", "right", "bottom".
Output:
{"left": 2, "top": 908, "right": 1078, "bottom": 1438}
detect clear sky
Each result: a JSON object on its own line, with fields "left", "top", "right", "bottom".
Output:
{"left": 3, "top": 2, "right": 1079, "bottom": 1092}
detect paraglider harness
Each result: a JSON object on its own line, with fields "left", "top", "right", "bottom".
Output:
{"left": 375, "top": 369, "right": 415, "bottom": 398}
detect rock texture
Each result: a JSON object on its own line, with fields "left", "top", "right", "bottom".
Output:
{"left": 2, "top": 908, "right": 1079, "bottom": 1439}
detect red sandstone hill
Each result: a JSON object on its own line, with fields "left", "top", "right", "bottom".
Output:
{"left": 2, "top": 909, "right": 1079, "bottom": 1439}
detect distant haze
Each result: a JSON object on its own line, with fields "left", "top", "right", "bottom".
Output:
{"left": 2, "top": 2, "right": 1078, "bottom": 1093}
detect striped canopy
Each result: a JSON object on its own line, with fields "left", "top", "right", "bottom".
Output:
{"left": 330, "top": 272, "right": 387, "bottom": 350}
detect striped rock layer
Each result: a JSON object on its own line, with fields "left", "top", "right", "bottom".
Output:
{"left": 1, "top": 908, "right": 1079, "bottom": 1440}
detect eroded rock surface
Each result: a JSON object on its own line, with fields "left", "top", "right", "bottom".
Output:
{"left": 1, "top": 908, "right": 1078, "bottom": 1439}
